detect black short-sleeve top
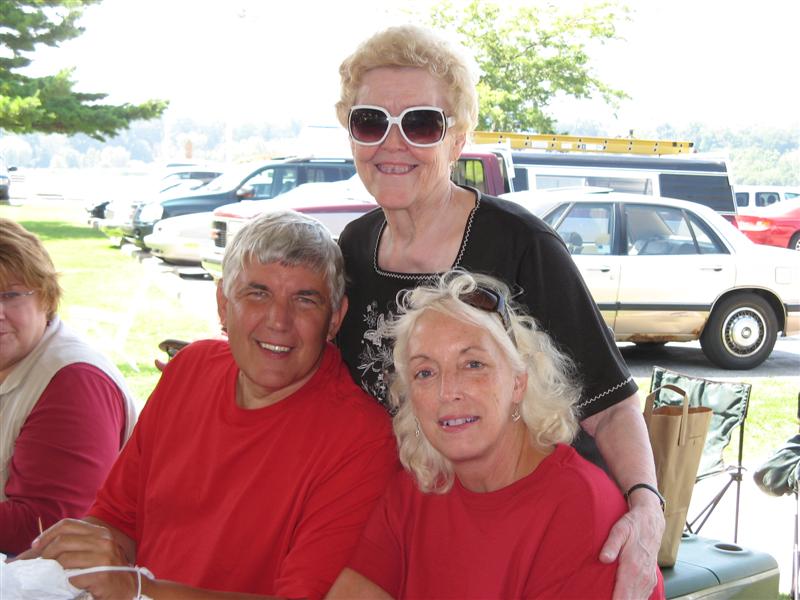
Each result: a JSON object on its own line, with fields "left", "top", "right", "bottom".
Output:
{"left": 337, "top": 189, "right": 637, "bottom": 419}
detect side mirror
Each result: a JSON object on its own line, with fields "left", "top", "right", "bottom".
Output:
{"left": 237, "top": 185, "right": 255, "bottom": 200}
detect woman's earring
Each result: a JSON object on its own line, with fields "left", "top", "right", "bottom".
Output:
{"left": 415, "top": 419, "right": 421, "bottom": 438}
{"left": 511, "top": 407, "right": 521, "bottom": 422}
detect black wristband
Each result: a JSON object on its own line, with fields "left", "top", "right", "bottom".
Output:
{"left": 624, "top": 483, "right": 665, "bottom": 512}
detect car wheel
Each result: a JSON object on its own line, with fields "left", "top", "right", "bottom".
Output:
{"left": 700, "top": 293, "right": 778, "bottom": 369}
{"left": 789, "top": 232, "right": 800, "bottom": 251}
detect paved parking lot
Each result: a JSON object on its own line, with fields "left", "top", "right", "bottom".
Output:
{"left": 621, "top": 337, "right": 800, "bottom": 381}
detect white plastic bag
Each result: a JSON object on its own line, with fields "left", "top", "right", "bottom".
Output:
{"left": 0, "top": 553, "right": 88, "bottom": 599}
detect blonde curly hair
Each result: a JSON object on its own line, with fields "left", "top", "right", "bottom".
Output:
{"left": 388, "top": 270, "right": 582, "bottom": 494}
{"left": 336, "top": 25, "right": 479, "bottom": 137}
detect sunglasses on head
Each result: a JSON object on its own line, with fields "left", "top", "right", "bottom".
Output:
{"left": 459, "top": 286, "right": 517, "bottom": 346}
{"left": 348, "top": 105, "right": 455, "bottom": 148}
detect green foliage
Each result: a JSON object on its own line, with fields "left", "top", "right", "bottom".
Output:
{"left": 651, "top": 122, "right": 800, "bottom": 185}
{"left": 0, "top": 0, "right": 167, "bottom": 140}
{"left": 427, "top": 0, "right": 630, "bottom": 133}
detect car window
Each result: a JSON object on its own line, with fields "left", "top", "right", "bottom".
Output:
{"left": 272, "top": 167, "right": 299, "bottom": 197}
{"left": 735, "top": 192, "right": 749, "bottom": 207}
{"left": 625, "top": 204, "right": 725, "bottom": 256}
{"left": 685, "top": 212, "right": 727, "bottom": 254}
{"left": 786, "top": 192, "right": 800, "bottom": 200}
{"left": 542, "top": 203, "right": 569, "bottom": 229}
{"left": 548, "top": 202, "right": 614, "bottom": 256}
{"left": 246, "top": 168, "right": 276, "bottom": 199}
{"left": 512, "top": 167, "right": 530, "bottom": 191}
{"left": 658, "top": 174, "right": 734, "bottom": 214}
{"left": 755, "top": 192, "right": 779, "bottom": 207}
{"left": 453, "top": 158, "right": 487, "bottom": 192}
{"left": 536, "top": 174, "right": 588, "bottom": 189}
{"left": 307, "top": 166, "right": 355, "bottom": 183}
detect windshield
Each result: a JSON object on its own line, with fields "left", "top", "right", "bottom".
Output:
{"left": 202, "top": 163, "right": 265, "bottom": 192}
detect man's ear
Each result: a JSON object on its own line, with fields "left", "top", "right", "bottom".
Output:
{"left": 216, "top": 280, "right": 228, "bottom": 330}
{"left": 327, "top": 295, "right": 349, "bottom": 341}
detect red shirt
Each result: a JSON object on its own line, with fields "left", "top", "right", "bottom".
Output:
{"left": 351, "top": 444, "right": 665, "bottom": 599}
{"left": 0, "top": 364, "right": 126, "bottom": 554}
{"left": 90, "top": 340, "right": 398, "bottom": 599}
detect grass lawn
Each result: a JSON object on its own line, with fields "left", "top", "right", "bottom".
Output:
{"left": 3, "top": 199, "right": 797, "bottom": 464}
{"left": 634, "top": 377, "right": 798, "bottom": 467}
{"left": 1, "top": 200, "right": 216, "bottom": 404}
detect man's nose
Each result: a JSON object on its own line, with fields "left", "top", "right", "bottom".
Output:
{"left": 263, "top": 298, "right": 290, "bottom": 330}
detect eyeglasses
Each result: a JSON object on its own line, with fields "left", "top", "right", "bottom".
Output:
{"left": 0, "top": 290, "right": 35, "bottom": 307}
{"left": 348, "top": 105, "right": 455, "bottom": 147}
{"left": 459, "top": 286, "right": 516, "bottom": 346}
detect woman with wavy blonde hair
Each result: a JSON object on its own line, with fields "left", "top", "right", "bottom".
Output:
{"left": 328, "top": 270, "right": 664, "bottom": 600}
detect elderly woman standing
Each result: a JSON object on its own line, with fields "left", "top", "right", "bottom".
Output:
{"left": 335, "top": 25, "right": 663, "bottom": 598}
{"left": 0, "top": 218, "right": 136, "bottom": 554}
{"left": 328, "top": 271, "right": 664, "bottom": 599}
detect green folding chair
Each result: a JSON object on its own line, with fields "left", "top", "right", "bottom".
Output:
{"left": 650, "top": 366, "right": 752, "bottom": 542}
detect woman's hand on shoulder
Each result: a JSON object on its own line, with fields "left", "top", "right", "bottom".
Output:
{"left": 599, "top": 498, "right": 665, "bottom": 599}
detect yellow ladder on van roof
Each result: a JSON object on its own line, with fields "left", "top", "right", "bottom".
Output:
{"left": 471, "top": 131, "right": 695, "bottom": 155}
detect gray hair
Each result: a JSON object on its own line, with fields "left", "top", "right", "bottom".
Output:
{"left": 336, "top": 24, "right": 479, "bottom": 137}
{"left": 221, "top": 210, "right": 345, "bottom": 310}
{"left": 388, "top": 270, "right": 581, "bottom": 494}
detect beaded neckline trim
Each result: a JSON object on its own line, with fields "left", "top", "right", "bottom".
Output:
{"left": 372, "top": 190, "right": 481, "bottom": 280}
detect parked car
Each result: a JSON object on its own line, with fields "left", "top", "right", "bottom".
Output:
{"left": 89, "top": 165, "right": 223, "bottom": 227}
{"left": 0, "top": 157, "right": 17, "bottom": 201}
{"left": 202, "top": 175, "right": 377, "bottom": 278}
{"left": 143, "top": 212, "right": 215, "bottom": 265}
{"left": 107, "top": 157, "right": 355, "bottom": 248}
{"left": 158, "top": 166, "right": 223, "bottom": 194}
{"left": 504, "top": 190, "right": 800, "bottom": 370}
{"left": 734, "top": 185, "right": 800, "bottom": 214}
{"left": 736, "top": 201, "right": 800, "bottom": 251}
{"left": 510, "top": 151, "right": 738, "bottom": 223}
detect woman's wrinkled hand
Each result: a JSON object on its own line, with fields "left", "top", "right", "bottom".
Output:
{"left": 599, "top": 501, "right": 665, "bottom": 600}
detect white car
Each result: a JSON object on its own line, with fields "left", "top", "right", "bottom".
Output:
{"left": 503, "top": 190, "right": 800, "bottom": 370}
{"left": 144, "top": 211, "right": 215, "bottom": 265}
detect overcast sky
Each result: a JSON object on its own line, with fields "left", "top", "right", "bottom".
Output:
{"left": 25, "top": 0, "right": 800, "bottom": 136}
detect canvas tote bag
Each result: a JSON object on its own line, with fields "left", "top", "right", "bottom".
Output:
{"left": 644, "top": 384, "right": 713, "bottom": 567}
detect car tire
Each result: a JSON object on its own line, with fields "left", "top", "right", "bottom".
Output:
{"left": 789, "top": 232, "right": 800, "bottom": 251}
{"left": 700, "top": 293, "right": 778, "bottom": 369}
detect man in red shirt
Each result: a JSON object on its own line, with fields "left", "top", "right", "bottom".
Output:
{"left": 21, "top": 211, "right": 398, "bottom": 600}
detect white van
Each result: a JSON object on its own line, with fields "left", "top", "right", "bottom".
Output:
{"left": 734, "top": 185, "right": 800, "bottom": 213}
{"left": 510, "top": 152, "right": 738, "bottom": 222}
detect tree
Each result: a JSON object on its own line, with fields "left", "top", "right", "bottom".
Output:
{"left": 428, "top": 0, "right": 629, "bottom": 133}
{"left": 0, "top": 0, "right": 167, "bottom": 140}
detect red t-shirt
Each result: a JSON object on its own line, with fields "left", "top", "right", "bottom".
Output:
{"left": 0, "top": 363, "right": 127, "bottom": 554}
{"left": 89, "top": 339, "right": 398, "bottom": 599}
{"left": 350, "top": 444, "right": 665, "bottom": 599}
